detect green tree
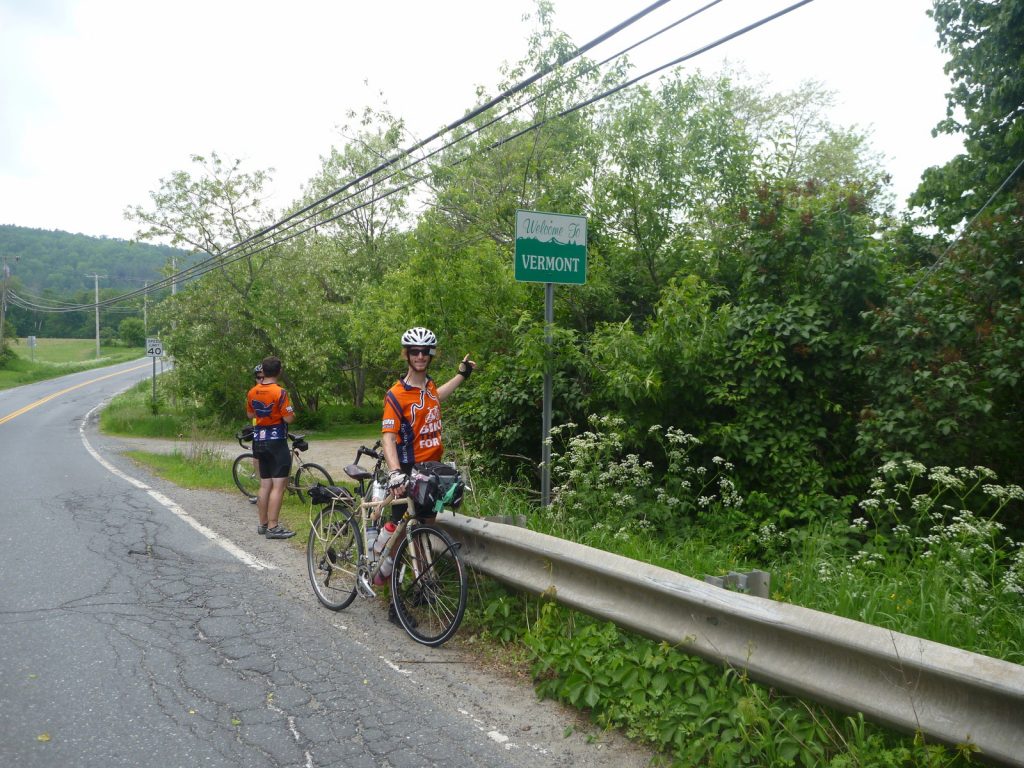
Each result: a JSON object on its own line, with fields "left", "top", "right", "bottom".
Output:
{"left": 591, "top": 182, "right": 887, "bottom": 500}
{"left": 910, "top": 0, "right": 1024, "bottom": 228}
{"left": 591, "top": 73, "right": 756, "bottom": 322}
{"left": 126, "top": 152, "right": 288, "bottom": 418}
{"left": 858, "top": 191, "right": 1024, "bottom": 483}
{"left": 288, "top": 109, "right": 413, "bottom": 409}
{"left": 118, "top": 317, "right": 145, "bottom": 347}
{"left": 861, "top": 0, "right": 1024, "bottom": 487}
{"left": 741, "top": 77, "right": 886, "bottom": 191}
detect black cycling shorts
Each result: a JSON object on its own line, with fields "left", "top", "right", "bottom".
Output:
{"left": 254, "top": 439, "right": 292, "bottom": 479}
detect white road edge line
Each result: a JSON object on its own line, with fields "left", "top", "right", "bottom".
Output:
{"left": 379, "top": 655, "right": 413, "bottom": 675}
{"left": 80, "top": 403, "right": 276, "bottom": 571}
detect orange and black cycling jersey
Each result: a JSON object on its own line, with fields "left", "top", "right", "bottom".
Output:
{"left": 246, "top": 382, "right": 293, "bottom": 441}
{"left": 381, "top": 377, "right": 444, "bottom": 466}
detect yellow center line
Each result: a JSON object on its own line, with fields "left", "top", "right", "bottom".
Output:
{"left": 0, "top": 363, "right": 150, "bottom": 426}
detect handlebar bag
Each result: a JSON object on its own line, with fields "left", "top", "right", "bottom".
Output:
{"left": 410, "top": 462, "right": 464, "bottom": 516}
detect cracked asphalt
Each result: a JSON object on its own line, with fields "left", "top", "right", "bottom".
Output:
{"left": 0, "top": 362, "right": 656, "bottom": 767}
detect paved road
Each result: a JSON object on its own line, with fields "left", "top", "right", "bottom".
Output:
{"left": 0, "top": 361, "right": 653, "bottom": 767}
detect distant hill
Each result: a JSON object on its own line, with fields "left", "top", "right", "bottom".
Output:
{"left": 0, "top": 225, "right": 196, "bottom": 296}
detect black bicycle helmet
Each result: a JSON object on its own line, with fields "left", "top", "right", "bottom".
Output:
{"left": 253, "top": 364, "right": 263, "bottom": 378}
{"left": 401, "top": 327, "right": 437, "bottom": 354}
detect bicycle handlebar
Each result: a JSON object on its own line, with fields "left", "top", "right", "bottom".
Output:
{"left": 356, "top": 441, "right": 384, "bottom": 463}
{"left": 236, "top": 427, "right": 253, "bottom": 449}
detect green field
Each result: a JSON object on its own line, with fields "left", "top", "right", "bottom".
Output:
{"left": 0, "top": 337, "right": 146, "bottom": 390}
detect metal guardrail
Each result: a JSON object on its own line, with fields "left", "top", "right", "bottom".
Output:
{"left": 436, "top": 513, "right": 1024, "bottom": 767}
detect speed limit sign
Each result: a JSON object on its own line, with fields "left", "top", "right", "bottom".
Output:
{"left": 145, "top": 337, "right": 163, "bottom": 357}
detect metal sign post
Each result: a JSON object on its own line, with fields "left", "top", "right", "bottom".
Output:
{"left": 145, "top": 337, "right": 163, "bottom": 407}
{"left": 514, "top": 210, "right": 587, "bottom": 507}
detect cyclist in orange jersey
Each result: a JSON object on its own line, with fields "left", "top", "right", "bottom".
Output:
{"left": 381, "top": 327, "right": 475, "bottom": 488}
{"left": 246, "top": 356, "right": 296, "bottom": 539}
{"left": 379, "top": 327, "right": 474, "bottom": 623}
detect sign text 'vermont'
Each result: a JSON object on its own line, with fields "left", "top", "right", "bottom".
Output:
{"left": 518, "top": 253, "right": 583, "bottom": 272}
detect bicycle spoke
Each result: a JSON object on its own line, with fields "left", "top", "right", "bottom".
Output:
{"left": 306, "top": 506, "right": 360, "bottom": 611}
{"left": 391, "top": 527, "right": 467, "bottom": 646}
{"left": 232, "top": 453, "right": 260, "bottom": 499}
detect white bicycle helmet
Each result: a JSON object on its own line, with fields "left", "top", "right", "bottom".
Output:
{"left": 401, "top": 327, "right": 437, "bottom": 354}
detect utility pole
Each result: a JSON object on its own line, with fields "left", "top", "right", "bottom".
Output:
{"left": 0, "top": 253, "right": 19, "bottom": 348}
{"left": 143, "top": 281, "right": 148, "bottom": 337}
{"left": 86, "top": 273, "right": 105, "bottom": 359}
{"left": 0, "top": 257, "right": 8, "bottom": 347}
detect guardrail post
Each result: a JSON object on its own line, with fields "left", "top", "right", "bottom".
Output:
{"left": 705, "top": 569, "right": 771, "bottom": 599}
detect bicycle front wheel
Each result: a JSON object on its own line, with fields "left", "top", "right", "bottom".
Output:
{"left": 232, "top": 453, "right": 260, "bottom": 500}
{"left": 391, "top": 525, "right": 467, "bottom": 647}
{"left": 307, "top": 504, "right": 361, "bottom": 610}
{"left": 294, "top": 462, "right": 333, "bottom": 504}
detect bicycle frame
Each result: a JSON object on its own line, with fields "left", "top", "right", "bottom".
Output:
{"left": 355, "top": 494, "right": 413, "bottom": 596}
{"left": 341, "top": 445, "right": 428, "bottom": 596}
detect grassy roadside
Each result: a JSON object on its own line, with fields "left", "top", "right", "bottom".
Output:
{"left": 1, "top": 338, "right": 145, "bottom": 390}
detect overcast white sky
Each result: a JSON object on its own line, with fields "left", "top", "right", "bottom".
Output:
{"left": 1, "top": 0, "right": 962, "bottom": 242}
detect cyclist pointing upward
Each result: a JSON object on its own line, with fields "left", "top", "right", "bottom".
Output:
{"left": 381, "top": 327, "right": 475, "bottom": 495}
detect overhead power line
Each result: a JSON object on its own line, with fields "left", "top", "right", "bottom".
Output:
{"left": 114, "top": 2, "right": 729, "bottom": 294}
{"left": 908, "top": 154, "right": 1024, "bottom": 297}
{"left": 92, "top": 0, "right": 677, "bottom": 309}
{"left": 133, "top": 0, "right": 820, "bottom": 291}
{"left": 35, "top": 0, "right": 819, "bottom": 314}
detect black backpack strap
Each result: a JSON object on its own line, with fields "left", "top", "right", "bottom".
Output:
{"left": 385, "top": 390, "right": 415, "bottom": 466}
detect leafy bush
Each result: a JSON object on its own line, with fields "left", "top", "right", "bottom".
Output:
{"left": 118, "top": 317, "right": 146, "bottom": 347}
{"left": 544, "top": 414, "right": 746, "bottom": 537}
{"left": 757, "top": 459, "right": 1024, "bottom": 662}
{"left": 452, "top": 315, "right": 587, "bottom": 478}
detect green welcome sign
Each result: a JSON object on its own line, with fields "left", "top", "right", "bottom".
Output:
{"left": 514, "top": 209, "right": 587, "bottom": 284}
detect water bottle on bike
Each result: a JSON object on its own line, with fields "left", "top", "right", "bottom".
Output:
{"left": 372, "top": 521, "right": 397, "bottom": 584}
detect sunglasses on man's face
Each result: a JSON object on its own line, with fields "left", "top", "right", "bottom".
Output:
{"left": 407, "top": 348, "right": 432, "bottom": 358}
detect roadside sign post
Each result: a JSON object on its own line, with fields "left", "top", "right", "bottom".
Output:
{"left": 27, "top": 335, "right": 36, "bottom": 361}
{"left": 145, "top": 337, "right": 163, "bottom": 407}
{"left": 514, "top": 210, "right": 587, "bottom": 507}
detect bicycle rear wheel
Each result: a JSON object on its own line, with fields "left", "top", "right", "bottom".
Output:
{"left": 307, "top": 502, "right": 361, "bottom": 610}
{"left": 391, "top": 525, "right": 467, "bottom": 647}
{"left": 232, "top": 453, "right": 260, "bottom": 500}
{"left": 294, "top": 462, "right": 333, "bottom": 504}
